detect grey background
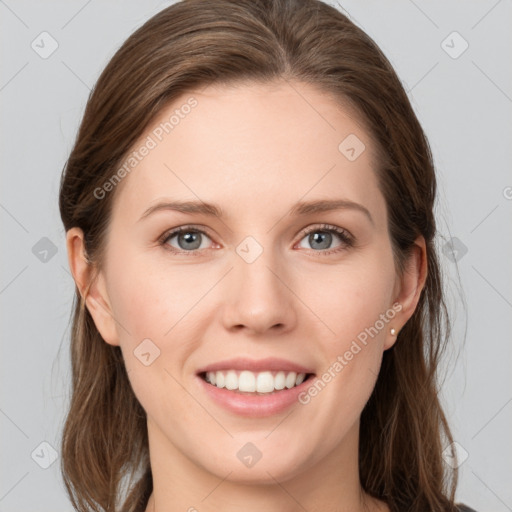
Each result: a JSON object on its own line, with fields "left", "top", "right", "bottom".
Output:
{"left": 1, "top": 0, "right": 511, "bottom": 510}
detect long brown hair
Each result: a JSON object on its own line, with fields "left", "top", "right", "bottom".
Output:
{"left": 59, "top": 0, "right": 459, "bottom": 510}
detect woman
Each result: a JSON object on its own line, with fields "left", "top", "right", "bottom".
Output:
{"left": 59, "top": 0, "right": 477, "bottom": 511}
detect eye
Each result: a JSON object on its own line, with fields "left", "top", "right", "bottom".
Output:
{"left": 296, "top": 224, "right": 354, "bottom": 253}
{"left": 161, "top": 226, "right": 214, "bottom": 253}
{"left": 158, "top": 223, "right": 353, "bottom": 255}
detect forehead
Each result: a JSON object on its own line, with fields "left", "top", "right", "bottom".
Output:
{"left": 111, "top": 80, "right": 386, "bottom": 226}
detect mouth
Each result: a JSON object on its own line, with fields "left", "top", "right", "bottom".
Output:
{"left": 194, "top": 358, "right": 317, "bottom": 417}
{"left": 197, "top": 370, "right": 316, "bottom": 395}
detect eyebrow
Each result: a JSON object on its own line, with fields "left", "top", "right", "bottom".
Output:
{"left": 139, "top": 200, "right": 222, "bottom": 221}
{"left": 291, "top": 199, "right": 373, "bottom": 224}
{"left": 138, "top": 198, "right": 373, "bottom": 224}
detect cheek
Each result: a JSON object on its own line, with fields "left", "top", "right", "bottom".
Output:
{"left": 106, "top": 248, "right": 211, "bottom": 343}
{"left": 332, "top": 271, "right": 395, "bottom": 344}
{"left": 104, "top": 248, "right": 226, "bottom": 400}
{"left": 296, "top": 245, "right": 395, "bottom": 410}
{"left": 296, "top": 265, "right": 394, "bottom": 445}
{"left": 108, "top": 259, "right": 208, "bottom": 420}
{"left": 298, "top": 247, "right": 396, "bottom": 347}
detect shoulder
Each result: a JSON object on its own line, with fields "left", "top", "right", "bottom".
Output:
{"left": 456, "top": 504, "right": 478, "bottom": 512}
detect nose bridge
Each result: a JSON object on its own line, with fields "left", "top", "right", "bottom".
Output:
{"left": 221, "top": 236, "right": 297, "bottom": 334}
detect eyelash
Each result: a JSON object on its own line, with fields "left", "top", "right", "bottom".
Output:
{"left": 158, "top": 223, "right": 354, "bottom": 256}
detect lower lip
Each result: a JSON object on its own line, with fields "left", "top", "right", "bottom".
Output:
{"left": 196, "top": 374, "right": 315, "bottom": 418}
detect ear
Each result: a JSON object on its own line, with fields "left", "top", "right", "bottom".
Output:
{"left": 384, "top": 236, "right": 428, "bottom": 350}
{"left": 66, "top": 227, "right": 120, "bottom": 346}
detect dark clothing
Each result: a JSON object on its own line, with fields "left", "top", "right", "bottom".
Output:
{"left": 456, "top": 504, "right": 478, "bottom": 512}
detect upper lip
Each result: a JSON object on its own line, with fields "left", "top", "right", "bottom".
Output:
{"left": 196, "top": 357, "right": 315, "bottom": 375}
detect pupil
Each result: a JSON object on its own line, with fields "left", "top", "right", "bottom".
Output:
{"left": 179, "top": 231, "right": 201, "bottom": 250}
{"left": 310, "top": 231, "right": 331, "bottom": 250}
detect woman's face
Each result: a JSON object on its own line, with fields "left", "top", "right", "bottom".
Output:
{"left": 73, "top": 80, "right": 421, "bottom": 486}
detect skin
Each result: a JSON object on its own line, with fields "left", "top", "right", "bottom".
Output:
{"left": 67, "top": 80, "right": 427, "bottom": 512}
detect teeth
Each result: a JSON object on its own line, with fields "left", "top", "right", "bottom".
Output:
{"left": 274, "top": 371, "right": 286, "bottom": 390}
{"left": 225, "top": 370, "right": 238, "bottom": 390}
{"left": 204, "top": 370, "right": 308, "bottom": 393}
{"left": 295, "top": 373, "right": 306, "bottom": 385}
{"left": 237, "top": 370, "right": 254, "bottom": 391}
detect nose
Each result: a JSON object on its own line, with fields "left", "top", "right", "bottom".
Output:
{"left": 221, "top": 246, "right": 298, "bottom": 336}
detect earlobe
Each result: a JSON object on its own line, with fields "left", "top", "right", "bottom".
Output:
{"left": 65, "top": 227, "right": 120, "bottom": 346}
